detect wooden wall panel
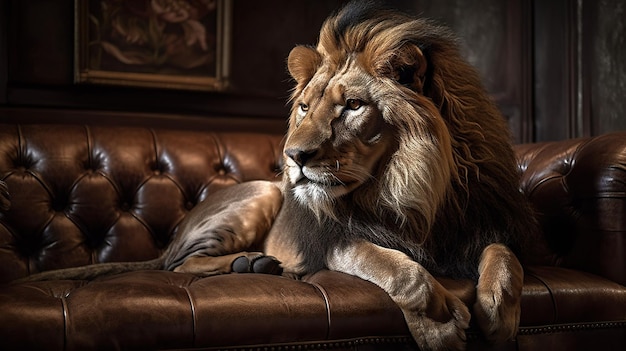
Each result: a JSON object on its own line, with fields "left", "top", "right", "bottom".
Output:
{"left": 587, "top": 0, "right": 626, "bottom": 135}
{"left": 533, "top": 0, "right": 575, "bottom": 141}
{"left": 534, "top": 0, "right": 626, "bottom": 141}
{"left": 2, "top": 0, "right": 349, "bottom": 128}
{"left": 401, "top": 0, "right": 533, "bottom": 142}
{"left": 1, "top": 1, "right": 624, "bottom": 140}
{"left": 0, "top": 0, "right": 5, "bottom": 105}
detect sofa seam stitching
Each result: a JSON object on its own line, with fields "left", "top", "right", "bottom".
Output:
{"left": 307, "top": 281, "right": 332, "bottom": 340}
{"left": 526, "top": 271, "right": 559, "bottom": 323}
{"left": 61, "top": 293, "right": 69, "bottom": 351}
{"left": 183, "top": 285, "right": 198, "bottom": 347}
{"left": 518, "top": 320, "right": 626, "bottom": 335}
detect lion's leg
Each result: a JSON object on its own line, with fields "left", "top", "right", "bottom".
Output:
{"left": 327, "top": 241, "right": 470, "bottom": 351}
{"left": 163, "top": 181, "right": 284, "bottom": 273}
{"left": 174, "top": 253, "right": 250, "bottom": 276}
{"left": 473, "top": 243, "right": 523, "bottom": 343}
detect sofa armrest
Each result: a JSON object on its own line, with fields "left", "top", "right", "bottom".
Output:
{"left": 515, "top": 131, "right": 626, "bottom": 285}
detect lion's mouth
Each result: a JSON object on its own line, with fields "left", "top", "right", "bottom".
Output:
{"left": 301, "top": 167, "right": 352, "bottom": 187}
{"left": 295, "top": 174, "right": 346, "bottom": 188}
{"left": 287, "top": 161, "right": 364, "bottom": 198}
{"left": 290, "top": 168, "right": 363, "bottom": 202}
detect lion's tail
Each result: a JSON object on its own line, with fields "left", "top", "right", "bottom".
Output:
{"left": 12, "top": 258, "right": 164, "bottom": 283}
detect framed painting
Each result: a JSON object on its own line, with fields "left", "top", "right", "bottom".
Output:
{"left": 74, "top": 0, "right": 231, "bottom": 91}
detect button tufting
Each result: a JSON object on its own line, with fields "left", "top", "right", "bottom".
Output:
{"left": 152, "top": 160, "right": 165, "bottom": 175}
{"left": 50, "top": 193, "right": 69, "bottom": 212}
{"left": 559, "top": 157, "right": 573, "bottom": 175}
{"left": 51, "top": 200, "right": 66, "bottom": 212}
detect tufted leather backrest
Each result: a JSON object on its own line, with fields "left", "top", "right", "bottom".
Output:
{"left": 515, "top": 131, "right": 626, "bottom": 285}
{"left": 1, "top": 125, "right": 625, "bottom": 286}
{"left": 0, "top": 125, "right": 283, "bottom": 283}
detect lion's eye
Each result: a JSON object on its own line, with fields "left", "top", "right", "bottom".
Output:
{"left": 346, "top": 99, "right": 363, "bottom": 110}
{"left": 298, "top": 102, "right": 309, "bottom": 120}
{"left": 298, "top": 103, "right": 309, "bottom": 116}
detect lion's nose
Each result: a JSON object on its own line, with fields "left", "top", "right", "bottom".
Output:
{"left": 285, "top": 148, "right": 317, "bottom": 166}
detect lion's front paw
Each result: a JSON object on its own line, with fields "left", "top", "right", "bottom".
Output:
{"left": 474, "top": 243, "right": 523, "bottom": 343}
{"left": 405, "top": 289, "right": 470, "bottom": 351}
{"left": 232, "top": 253, "right": 283, "bottom": 275}
{"left": 473, "top": 285, "right": 521, "bottom": 343}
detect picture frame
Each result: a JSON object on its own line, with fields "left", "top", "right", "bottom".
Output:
{"left": 74, "top": 0, "right": 231, "bottom": 91}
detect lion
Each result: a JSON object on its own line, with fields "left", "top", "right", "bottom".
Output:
{"left": 14, "top": 2, "right": 537, "bottom": 350}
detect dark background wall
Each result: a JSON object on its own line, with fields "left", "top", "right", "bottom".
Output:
{"left": 1, "top": 0, "right": 624, "bottom": 142}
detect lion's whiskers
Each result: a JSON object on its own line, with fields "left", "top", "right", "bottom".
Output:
{"left": 323, "top": 164, "right": 374, "bottom": 186}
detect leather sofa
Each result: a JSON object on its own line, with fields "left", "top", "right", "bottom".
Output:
{"left": 0, "top": 123, "right": 624, "bottom": 351}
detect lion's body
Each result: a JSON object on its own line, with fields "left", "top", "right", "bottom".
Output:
{"left": 14, "top": 2, "right": 536, "bottom": 350}
{"left": 270, "top": 3, "right": 535, "bottom": 280}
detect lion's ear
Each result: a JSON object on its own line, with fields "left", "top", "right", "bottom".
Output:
{"left": 373, "top": 44, "right": 427, "bottom": 92}
{"left": 288, "top": 45, "right": 322, "bottom": 84}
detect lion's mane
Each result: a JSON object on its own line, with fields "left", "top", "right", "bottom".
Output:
{"left": 285, "top": 2, "right": 536, "bottom": 279}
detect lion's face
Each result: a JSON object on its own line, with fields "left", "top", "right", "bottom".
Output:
{"left": 284, "top": 53, "right": 395, "bottom": 208}
{"left": 284, "top": 36, "right": 455, "bottom": 228}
